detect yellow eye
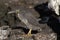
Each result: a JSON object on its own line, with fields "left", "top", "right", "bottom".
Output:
{"left": 16, "top": 10, "right": 19, "bottom": 13}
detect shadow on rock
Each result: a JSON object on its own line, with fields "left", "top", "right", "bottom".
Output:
{"left": 34, "top": 2, "right": 60, "bottom": 40}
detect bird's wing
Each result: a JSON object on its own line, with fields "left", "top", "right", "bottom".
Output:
{"left": 22, "top": 10, "right": 40, "bottom": 26}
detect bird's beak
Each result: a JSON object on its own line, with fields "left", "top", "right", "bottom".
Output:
{"left": 8, "top": 11, "right": 16, "bottom": 14}
{"left": 8, "top": 10, "right": 20, "bottom": 14}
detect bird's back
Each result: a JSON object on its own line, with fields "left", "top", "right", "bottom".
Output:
{"left": 17, "top": 8, "right": 42, "bottom": 30}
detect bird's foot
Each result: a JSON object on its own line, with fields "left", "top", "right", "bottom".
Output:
{"left": 22, "top": 29, "right": 32, "bottom": 37}
{"left": 22, "top": 33, "right": 32, "bottom": 37}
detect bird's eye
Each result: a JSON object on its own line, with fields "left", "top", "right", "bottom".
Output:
{"left": 16, "top": 10, "right": 20, "bottom": 14}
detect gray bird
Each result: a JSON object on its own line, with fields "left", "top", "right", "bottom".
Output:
{"left": 8, "top": 8, "right": 42, "bottom": 37}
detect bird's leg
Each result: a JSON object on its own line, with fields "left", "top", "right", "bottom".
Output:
{"left": 27, "top": 29, "right": 32, "bottom": 36}
{"left": 22, "top": 29, "right": 32, "bottom": 37}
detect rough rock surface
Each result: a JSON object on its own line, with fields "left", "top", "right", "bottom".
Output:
{"left": 0, "top": 0, "right": 58, "bottom": 40}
